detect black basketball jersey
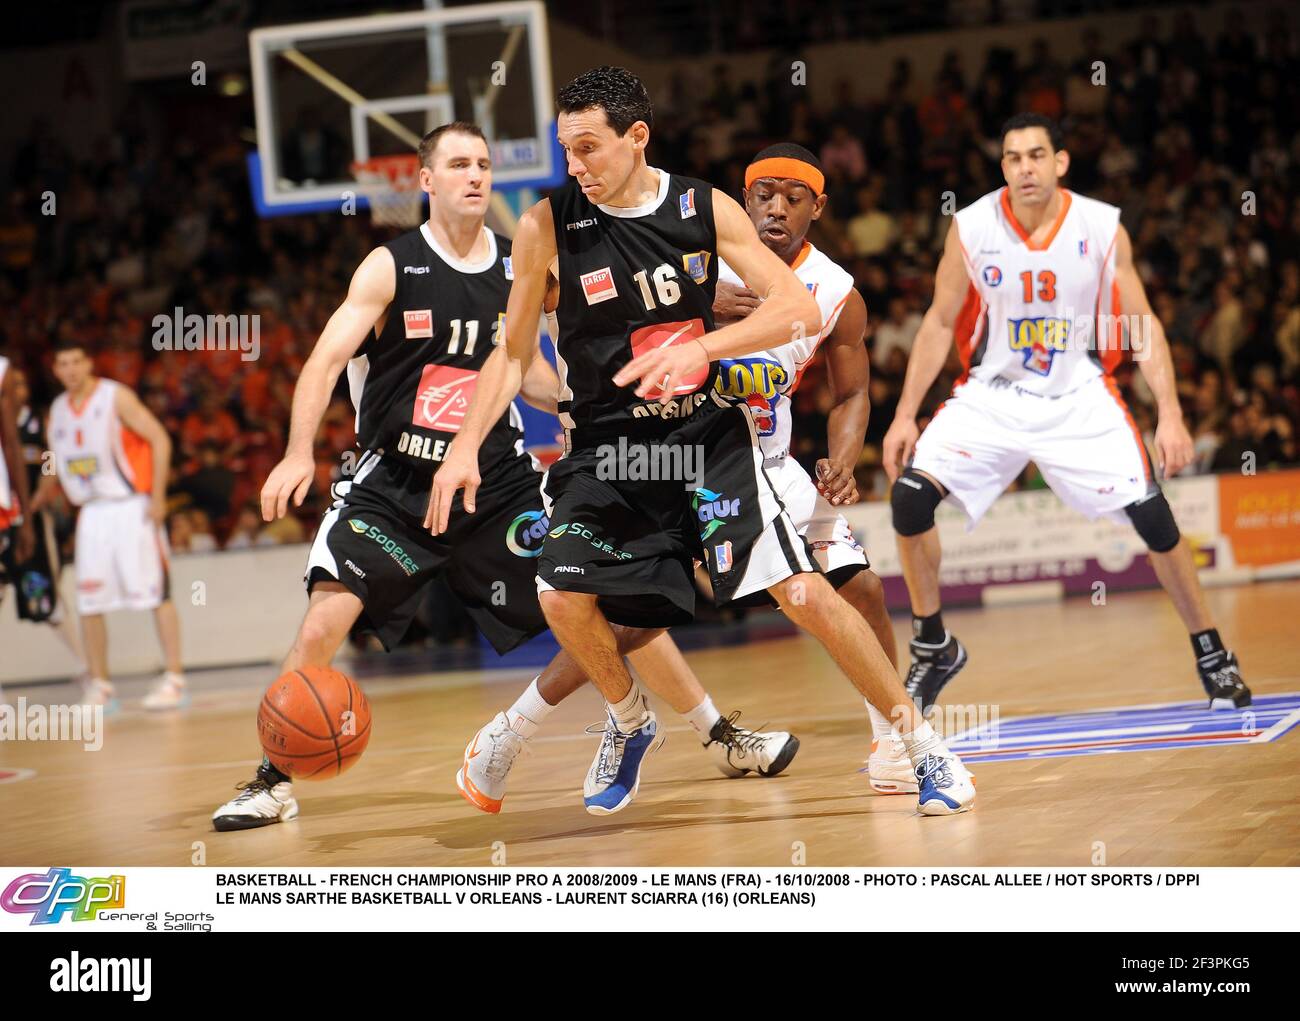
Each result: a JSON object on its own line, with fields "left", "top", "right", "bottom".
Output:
{"left": 350, "top": 225, "right": 523, "bottom": 473}
{"left": 551, "top": 170, "right": 721, "bottom": 443}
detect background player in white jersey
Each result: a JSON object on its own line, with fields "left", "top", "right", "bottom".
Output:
{"left": 0, "top": 358, "right": 89, "bottom": 695}
{"left": 29, "top": 341, "right": 185, "bottom": 711}
{"left": 882, "top": 113, "right": 1250, "bottom": 712}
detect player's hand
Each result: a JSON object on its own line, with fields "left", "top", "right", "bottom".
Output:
{"left": 815, "top": 458, "right": 858, "bottom": 505}
{"left": 426, "top": 446, "right": 480, "bottom": 535}
{"left": 1154, "top": 414, "right": 1194, "bottom": 478}
{"left": 148, "top": 494, "right": 168, "bottom": 526}
{"left": 881, "top": 416, "right": 920, "bottom": 482}
{"left": 261, "top": 451, "right": 315, "bottom": 521}
{"left": 13, "top": 520, "right": 35, "bottom": 563}
{"left": 613, "top": 340, "right": 710, "bottom": 403}
{"left": 713, "top": 281, "right": 761, "bottom": 324}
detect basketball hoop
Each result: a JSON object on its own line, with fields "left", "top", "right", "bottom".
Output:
{"left": 350, "top": 154, "right": 425, "bottom": 228}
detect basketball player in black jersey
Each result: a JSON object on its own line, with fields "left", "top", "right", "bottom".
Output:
{"left": 432, "top": 67, "right": 977, "bottom": 816}
{"left": 212, "top": 122, "right": 790, "bottom": 829}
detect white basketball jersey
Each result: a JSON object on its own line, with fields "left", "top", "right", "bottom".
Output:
{"left": 953, "top": 187, "right": 1123, "bottom": 396}
{"left": 715, "top": 242, "right": 856, "bottom": 456}
{"left": 0, "top": 355, "right": 12, "bottom": 518}
{"left": 49, "top": 379, "right": 153, "bottom": 505}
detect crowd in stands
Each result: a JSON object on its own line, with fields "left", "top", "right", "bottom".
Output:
{"left": 1, "top": 7, "right": 1296, "bottom": 557}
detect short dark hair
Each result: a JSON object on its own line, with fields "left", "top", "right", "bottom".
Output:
{"left": 751, "top": 143, "right": 823, "bottom": 174}
{"left": 556, "top": 66, "right": 653, "bottom": 136}
{"left": 418, "top": 121, "right": 488, "bottom": 169}
{"left": 1000, "top": 112, "right": 1064, "bottom": 152}
{"left": 53, "top": 337, "right": 89, "bottom": 356}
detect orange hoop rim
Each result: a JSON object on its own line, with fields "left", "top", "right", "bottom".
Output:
{"left": 350, "top": 154, "right": 423, "bottom": 189}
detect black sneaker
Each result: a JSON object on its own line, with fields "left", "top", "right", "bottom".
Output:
{"left": 905, "top": 634, "right": 968, "bottom": 714}
{"left": 1197, "top": 650, "right": 1251, "bottom": 710}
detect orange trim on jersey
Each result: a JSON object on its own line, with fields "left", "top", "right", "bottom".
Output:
{"left": 118, "top": 424, "right": 154, "bottom": 494}
{"left": 1102, "top": 374, "right": 1153, "bottom": 481}
{"left": 67, "top": 379, "right": 101, "bottom": 417}
{"left": 1000, "top": 187, "right": 1072, "bottom": 251}
{"left": 952, "top": 283, "right": 984, "bottom": 385}
{"left": 1093, "top": 230, "right": 1123, "bottom": 374}
{"left": 790, "top": 241, "right": 813, "bottom": 272}
{"left": 790, "top": 291, "right": 852, "bottom": 393}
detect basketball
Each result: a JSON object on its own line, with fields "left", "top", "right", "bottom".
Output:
{"left": 257, "top": 667, "right": 372, "bottom": 780}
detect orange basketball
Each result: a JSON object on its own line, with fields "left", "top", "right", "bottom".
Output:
{"left": 257, "top": 667, "right": 371, "bottom": 780}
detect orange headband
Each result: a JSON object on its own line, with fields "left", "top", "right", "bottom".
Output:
{"left": 745, "top": 157, "right": 824, "bottom": 196}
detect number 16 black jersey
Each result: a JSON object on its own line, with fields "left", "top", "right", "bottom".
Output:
{"left": 550, "top": 170, "right": 721, "bottom": 444}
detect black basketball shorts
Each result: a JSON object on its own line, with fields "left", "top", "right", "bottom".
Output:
{"left": 537, "top": 396, "right": 818, "bottom": 629}
{"left": 304, "top": 449, "right": 549, "bottom": 653}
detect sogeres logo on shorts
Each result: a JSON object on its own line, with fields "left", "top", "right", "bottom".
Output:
{"left": 348, "top": 518, "right": 419, "bottom": 576}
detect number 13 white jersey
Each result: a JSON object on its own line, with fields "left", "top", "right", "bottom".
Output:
{"left": 953, "top": 187, "right": 1123, "bottom": 397}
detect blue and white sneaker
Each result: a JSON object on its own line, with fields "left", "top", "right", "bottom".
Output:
{"left": 915, "top": 751, "right": 976, "bottom": 816}
{"left": 583, "top": 709, "right": 658, "bottom": 815}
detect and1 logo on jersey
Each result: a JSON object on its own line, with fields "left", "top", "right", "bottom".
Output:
{"left": 1007, "top": 317, "right": 1071, "bottom": 376}
{"left": 580, "top": 267, "right": 618, "bottom": 305}
{"left": 628, "top": 318, "right": 710, "bottom": 397}
{"left": 412, "top": 365, "right": 479, "bottom": 432}
{"left": 404, "top": 309, "right": 434, "bottom": 339}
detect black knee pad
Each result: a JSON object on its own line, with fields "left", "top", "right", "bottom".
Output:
{"left": 1125, "top": 490, "right": 1181, "bottom": 552}
{"left": 891, "top": 470, "right": 944, "bottom": 537}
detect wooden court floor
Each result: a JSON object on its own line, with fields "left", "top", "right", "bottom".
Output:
{"left": 3, "top": 581, "right": 1298, "bottom": 867}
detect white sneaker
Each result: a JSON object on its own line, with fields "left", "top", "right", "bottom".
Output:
{"left": 143, "top": 671, "right": 189, "bottom": 710}
{"left": 866, "top": 734, "right": 918, "bottom": 794}
{"left": 212, "top": 775, "right": 299, "bottom": 831}
{"left": 456, "top": 712, "right": 530, "bottom": 814}
{"left": 80, "top": 678, "right": 120, "bottom": 716}
{"left": 704, "top": 711, "right": 799, "bottom": 778}
{"left": 915, "top": 750, "right": 976, "bottom": 816}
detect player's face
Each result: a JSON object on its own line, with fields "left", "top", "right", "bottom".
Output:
{"left": 53, "top": 349, "right": 91, "bottom": 391}
{"left": 557, "top": 108, "right": 647, "bottom": 204}
{"left": 1000, "top": 127, "right": 1069, "bottom": 206}
{"left": 423, "top": 133, "right": 492, "bottom": 219}
{"left": 743, "top": 178, "right": 826, "bottom": 259}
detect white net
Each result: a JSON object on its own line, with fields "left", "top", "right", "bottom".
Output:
{"left": 351, "top": 156, "right": 425, "bottom": 228}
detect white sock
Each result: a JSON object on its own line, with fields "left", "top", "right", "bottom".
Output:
{"left": 683, "top": 695, "right": 721, "bottom": 743}
{"left": 609, "top": 682, "right": 649, "bottom": 733}
{"left": 505, "top": 677, "right": 553, "bottom": 739}
{"left": 865, "top": 701, "right": 897, "bottom": 743}
{"left": 163, "top": 670, "right": 186, "bottom": 687}
{"left": 900, "top": 719, "right": 945, "bottom": 762}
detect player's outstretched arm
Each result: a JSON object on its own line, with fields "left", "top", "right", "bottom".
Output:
{"left": 1113, "top": 224, "right": 1192, "bottom": 477}
{"left": 427, "top": 199, "right": 555, "bottom": 533}
{"left": 613, "top": 189, "right": 820, "bottom": 401}
{"left": 114, "top": 384, "right": 172, "bottom": 525}
{"left": 882, "top": 220, "right": 970, "bottom": 481}
{"left": 262, "top": 246, "right": 395, "bottom": 521}
{"left": 817, "top": 287, "right": 870, "bottom": 506}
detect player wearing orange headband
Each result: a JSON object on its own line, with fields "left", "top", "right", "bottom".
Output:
{"left": 710, "top": 143, "right": 917, "bottom": 794}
